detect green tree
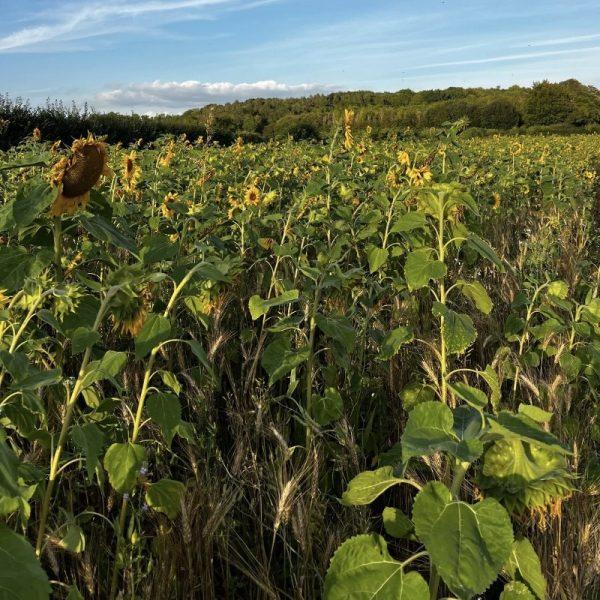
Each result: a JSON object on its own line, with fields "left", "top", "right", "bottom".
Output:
{"left": 525, "top": 81, "right": 575, "bottom": 125}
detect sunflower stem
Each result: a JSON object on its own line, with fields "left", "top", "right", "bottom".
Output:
{"left": 108, "top": 263, "right": 206, "bottom": 599}
{"left": 53, "top": 216, "right": 63, "bottom": 283}
{"left": 35, "top": 288, "right": 115, "bottom": 558}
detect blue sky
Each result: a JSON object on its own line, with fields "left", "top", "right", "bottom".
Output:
{"left": 1, "top": 0, "right": 599, "bottom": 114}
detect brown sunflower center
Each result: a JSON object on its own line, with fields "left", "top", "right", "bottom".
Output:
{"left": 62, "top": 143, "right": 106, "bottom": 198}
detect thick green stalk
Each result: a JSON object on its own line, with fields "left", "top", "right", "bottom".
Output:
{"left": 437, "top": 205, "right": 448, "bottom": 404}
{"left": 304, "top": 283, "right": 321, "bottom": 446}
{"left": 0, "top": 290, "right": 48, "bottom": 390}
{"left": 35, "top": 290, "right": 115, "bottom": 557}
{"left": 53, "top": 217, "right": 63, "bottom": 283}
{"left": 108, "top": 263, "right": 205, "bottom": 599}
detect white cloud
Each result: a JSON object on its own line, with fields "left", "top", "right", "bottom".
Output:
{"left": 94, "top": 79, "right": 341, "bottom": 113}
{"left": 511, "top": 33, "right": 600, "bottom": 48}
{"left": 403, "top": 45, "right": 600, "bottom": 71}
{"left": 0, "top": 0, "right": 270, "bottom": 52}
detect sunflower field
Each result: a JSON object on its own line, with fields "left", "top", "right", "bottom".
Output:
{"left": 0, "top": 121, "right": 599, "bottom": 600}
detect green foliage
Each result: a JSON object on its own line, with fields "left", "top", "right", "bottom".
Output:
{"left": 0, "top": 527, "right": 51, "bottom": 599}
{"left": 413, "top": 483, "right": 514, "bottom": 599}
{"left": 145, "top": 479, "right": 186, "bottom": 519}
{"left": 324, "top": 534, "right": 429, "bottom": 600}
{"left": 104, "top": 443, "right": 147, "bottom": 493}
{"left": 0, "top": 123, "right": 594, "bottom": 599}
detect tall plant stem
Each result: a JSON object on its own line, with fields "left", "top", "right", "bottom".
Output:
{"left": 53, "top": 216, "right": 63, "bottom": 283}
{"left": 0, "top": 289, "right": 51, "bottom": 390}
{"left": 108, "top": 263, "right": 204, "bottom": 599}
{"left": 35, "top": 289, "right": 115, "bottom": 557}
{"left": 437, "top": 206, "right": 448, "bottom": 404}
{"left": 304, "top": 282, "right": 322, "bottom": 447}
{"left": 429, "top": 203, "right": 453, "bottom": 600}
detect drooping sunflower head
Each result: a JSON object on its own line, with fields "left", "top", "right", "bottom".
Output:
{"left": 110, "top": 284, "right": 150, "bottom": 337}
{"left": 397, "top": 150, "right": 411, "bottom": 167}
{"left": 121, "top": 150, "right": 142, "bottom": 192}
{"left": 407, "top": 165, "right": 433, "bottom": 187}
{"left": 158, "top": 140, "right": 176, "bottom": 168}
{"left": 49, "top": 135, "right": 111, "bottom": 217}
{"left": 343, "top": 109, "right": 355, "bottom": 150}
{"left": 491, "top": 191, "right": 502, "bottom": 210}
{"left": 162, "top": 192, "right": 179, "bottom": 218}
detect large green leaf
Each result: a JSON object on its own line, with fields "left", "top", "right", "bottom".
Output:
{"left": 146, "top": 393, "right": 181, "bottom": 445}
{"left": 135, "top": 313, "right": 172, "bottom": 359}
{"left": 401, "top": 401, "right": 457, "bottom": 460}
{"left": 324, "top": 534, "right": 428, "bottom": 600}
{"left": 449, "top": 382, "right": 488, "bottom": 410}
{"left": 0, "top": 180, "right": 55, "bottom": 232}
{"left": 313, "top": 387, "right": 343, "bottom": 426}
{"left": 505, "top": 538, "right": 547, "bottom": 600}
{"left": 145, "top": 478, "right": 185, "bottom": 519}
{"left": 466, "top": 233, "right": 505, "bottom": 271}
{"left": 382, "top": 507, "right": 414, "bottom": 539}
{"left": 480, "top": 438, "right": 573, "bottom": 514}
{"left": 413, "top": 482, "right": 514, "bottom": 600}
{"left": 457, "top": 280, "right": 493, "bottom": 315}
{"left": 500, "top": 581, "right": 535, "bottom": 599}
{"left": 103, "top": 443, "right": 146, "bottom": 493}
{"left": 70, "top": 327, "right": 101, "bottom": 355}
{"left": 0, "top": 247, "right": 51, "bottom": 293}
{"left": 261, "top": 336, "right": 309, "bottom": 386}
{"left": 341, "top": 466, "right": 409, "bottom": 506}
{"left": 315, "top": 313, "right": 356, "bottom": 353}
{"left": 391, "top": 210, "right": 427, "bottom": 232}
{"left": 71, "top": 423, "right": 105, "bottom": 481}
{"left": 0, "top": 433, "right": 34, "bottom": 516}
{"left": 79, "top": 215, "right": 137, "bottom": 253}
{"left": 140, "top": 233, "right": 179, "bottom": 265}
{"left": 487, "top": 412, "right": 570, "bottom": 454}
{"left": 433, "top": 303, "right": 477, "bottom": 355}
{"left": 82, "top": 351, "right": 127, "bottom": 387}
{"left": 0, "top": 527, "right": 51, "bottom": 599}
{"left": 248, "top": 289, "right": 299, "bottom": 320}
{"left": 404, "top": 248, "right": 446, "bottom": 291}
{"left": 366, "top": 246, "right": 389, "bottom": 273}
{"left": 378, "top": 327, "right": 413, "bottom": 360}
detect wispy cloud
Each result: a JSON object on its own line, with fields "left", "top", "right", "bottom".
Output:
{"left": 511, "top": 33, "right": 600, "bottom": 48}
{"left": 0, "top": 0, "right": 271, "bottom": 52}
{"left": 404, "top": 45, "right": 600, "bottom": 71}
{"left": 94, "top": 79, "right": 341, "bottom": 113}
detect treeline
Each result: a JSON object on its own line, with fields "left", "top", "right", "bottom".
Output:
{"left": 0, "top": 96, "right": 207, "bottom": 150}
{"left": 2, "top": 79, "right": 600, "bottom": 148}
{"left": 183, "top": 79, "right": 600, "bottom": 141}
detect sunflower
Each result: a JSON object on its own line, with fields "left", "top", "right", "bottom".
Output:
{"left": 491, "top": 192, "right": 501, "bottom": 210}
{"left": 162, "top": 192, "right": 178, "bottom": 218}
{"left": 111, "top": 287, "right": 150, "bottom": 337}
{"left": 158, "top": 140, "right": 176, "bottom": 168}
{"left": 122, "top": 150, "right": 142, "bottom": 192}
{"left": 48, "top": 134, "right": 112, "bottom": 217}
{"left": 407, "top": 165, "right": 432, "bottom": 187}
{"left": 343, "top": 109, "right": 354, "bottom": 150}
{"left": 397, "top": 151, "right": 410, "bottom": 167}
{"left": 244, "top": 185, "right": 261, "bottom": 206}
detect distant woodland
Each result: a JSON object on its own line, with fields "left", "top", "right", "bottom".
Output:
{"left": 2, "top": 79, "right": 600, "bottom": 148}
